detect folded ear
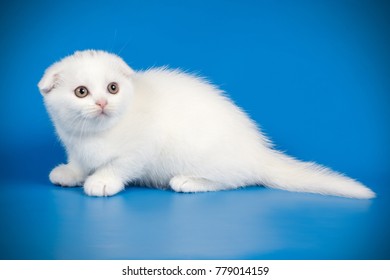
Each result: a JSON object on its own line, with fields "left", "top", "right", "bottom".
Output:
{"left": 120, "top": 63, "right": 135, "bottom": 78}
{"left": 38, "top": 63, "right": 62, "bottom": 95}
{"left": 114, "top": 54, "right": 135, "bottom": 78}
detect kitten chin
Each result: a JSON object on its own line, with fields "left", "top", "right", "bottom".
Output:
{"left": 38, "top": 50, "right": 375, "bottom": 199}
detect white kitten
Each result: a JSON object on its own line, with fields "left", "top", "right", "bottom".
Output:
{"left": 38, "top": 50, "right": 375, "bottom": 199}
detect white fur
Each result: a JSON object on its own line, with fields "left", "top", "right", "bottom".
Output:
{"left": 38, "top": 50, "right": 375, "bottom": 199}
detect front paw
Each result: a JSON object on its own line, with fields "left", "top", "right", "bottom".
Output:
{"left": 83, "top": 174, "right": 124, "bottom": 197}
{"left": 49, "top": 164, "right": 84, "bottom": 187}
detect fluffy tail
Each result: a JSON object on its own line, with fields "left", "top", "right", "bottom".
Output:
{"left": 258, "top": 150, "right": 375, "bottom": 199}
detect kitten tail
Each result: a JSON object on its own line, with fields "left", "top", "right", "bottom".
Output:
{"left": 258, "top": 150, "right": 375, "bottom": 199}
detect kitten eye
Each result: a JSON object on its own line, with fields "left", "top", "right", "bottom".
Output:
{"left": 74, "top": 86, "right": 89, "bottom": 98}
{"left": 107, "top": 82, "right": 119, "bottom": 94}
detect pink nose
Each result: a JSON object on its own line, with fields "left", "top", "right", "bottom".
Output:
{"left": 95, "top": 99, "right": 108, "bottom": 109}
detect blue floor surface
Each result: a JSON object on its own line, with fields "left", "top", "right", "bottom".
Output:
{"left": 1, "top": 178, "right": 389, "bottom": 260}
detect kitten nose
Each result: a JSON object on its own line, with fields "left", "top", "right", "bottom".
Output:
{"left": 95, "top": 99, "right": 108, "bottom": 109}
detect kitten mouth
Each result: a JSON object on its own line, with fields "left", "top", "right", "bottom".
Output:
{"left": 98, "top": 111, "right": 109, "bottom": 117}
{"left": 92, "top": 109, "right": 109, "bottom": 119}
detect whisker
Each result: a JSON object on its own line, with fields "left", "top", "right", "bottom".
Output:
{"left": 66, "top": 112, "right": 88, "bottom": 144}
{"left": 78, "top": 114, "right": 89, "bottom": 142}
{"left": 118, "top": 37, "right": 131, "bottom": 56}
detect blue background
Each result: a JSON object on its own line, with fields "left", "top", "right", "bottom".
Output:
{"left": 0, "top": 0, "right": 389, "bottom": 259}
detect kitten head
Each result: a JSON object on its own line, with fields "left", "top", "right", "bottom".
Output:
{"left": 38, "top": 50, "right": 134, "bottom": 134}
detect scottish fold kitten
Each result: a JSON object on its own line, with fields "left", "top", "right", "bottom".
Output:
{"left": 38, "top": 50, "right": 375, "bottom": 199}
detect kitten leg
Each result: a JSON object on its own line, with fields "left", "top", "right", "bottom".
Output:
{"left": 84, "top": 168, "right": 124, "bottom": 197}
{"left": 169, "top": 176, "right": 232, "bottom": 193}
{"left": 49, "top": 162, "right": 86, "bottom": 187}
{"left": 83, "top": 159, "right": 143, "bottom": 197}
